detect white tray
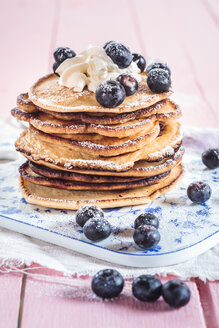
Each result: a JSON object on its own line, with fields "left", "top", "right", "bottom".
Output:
{"left": 0, "top": 139, "right": 218, "bottom": 267}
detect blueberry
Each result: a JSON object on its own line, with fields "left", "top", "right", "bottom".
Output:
{"left": 75, "top": 205, "right": 104, "bottom": 227}
{"left": 162, "top": 280, "right": 191, "bottom": 308}
{"left": 132, "top": 53, "right": 146, "bottom": 72}
{"left": 83, "top": 217, "right": 111, "bottom": 242}
{"left": 202, "top": 148, "right": 219, "bottom": 169}
{"left": 96, "top": 80, "right": 126, "bottom": 108}
{"left": 133, "top": 225, "right": 160, "bottom": 250}
{"left": 132, "top": 275, "right": 162, "bottom": 302}
{"left": 134, "top": 213, "right": 159, "bottom": 229}
{"left": 147, "top": 69, "right": 171, "bottom": 93}
{"left": 103, "top": 40, "right": 115, "bottom": 49}
{"left": 117, "top": 74, "right": 138, "bottom": 96}
{"left": 53, "top": 62, "right": 60, "bottom": 76}
{"left": 187, "top": 181, "right": 211, "bottom": 204}
{"left": 92, "top": 269, "right": 124, "bottom": 299}
{"left": 53, "top": 46, "right": 76, "bottom": 64}
{"left": 146, "top": 62, "right": 171, "bottom": 76}
{"left": 104, "top": 41, "right": 133, "bottom": 68}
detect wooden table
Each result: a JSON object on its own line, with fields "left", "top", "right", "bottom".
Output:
{"left": 0, "top": 0, "right": 219, "bottom": 327}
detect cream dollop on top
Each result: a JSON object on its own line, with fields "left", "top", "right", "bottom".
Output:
{"left": 56, "top": 45, "right": 142, "bottom": 92}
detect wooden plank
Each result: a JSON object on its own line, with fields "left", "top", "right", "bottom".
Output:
{"left": 0, "top": 0, "right": 58, "bottom": 119}
{"left": 131, "top": 0, "right": 219, "bottom": 127}
{"left": 20, "top": 268, "right": 206, "bottom": 328}
{"left": 196, "top": 279, "right": 219, "bottom": 328}
{"left": 0, "top": 268, "right": 23, "bottom": 328}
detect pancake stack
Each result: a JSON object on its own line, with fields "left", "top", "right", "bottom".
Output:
{"left": 12, "top": 70, "right": 184, "bottom": 210}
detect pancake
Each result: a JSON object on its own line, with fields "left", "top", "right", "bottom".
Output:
{"left": 13, "top": 43, "right": 184, "bottom": 211}
{"left": 52, "top": 118, "right": 155, "bottom": 139}
{"left": 11, "top": 109, "right": 156, "bottom": 139}
{"left": 15, "top": 122, "right": 183, "bottom": 172}
{"left": 28, "top": 161, "right": 146, "bottom": 183}
{"left": 12, "top": 99, "right": 181, "bottom": 140}
{"left": 19, "top": 163, "right": 184, "bottom": 209}
{"left": 29, "top": 73, "right": 172, "bottom": 114}
{"left": 17, "top": 93, "right": 39, "bottom": 113}
{"left": 12, "top": 107, "right": 156, "bottom": 138}
{"left": 26, "top": 146, "right": 184, "bottom": 179}
{"left": 15, "top": 95, "right": 178, "bottom": 124}
{"left": 40, "top": 98, "right": 181, "bottom": 125}
{"left": 19, "top": 161, "right": 170, "bottom": 191}
{"left": 25, "top": 121, "right": 160, "bottom": 157}
{"left": 12, "top": 99, "right": 181, "bottom": 138}
{"left": 60, "top": 146, "right": 184, "bottom": 177}
{"left": 15, "top": 121, "right": 183, "bottom": 172}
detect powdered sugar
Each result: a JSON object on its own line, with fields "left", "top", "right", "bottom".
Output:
{"left": 148, "top": 129, "right": 183, "bottom": 160}
{"left": 63, "top": 159, "right": 133, "bottom": 171}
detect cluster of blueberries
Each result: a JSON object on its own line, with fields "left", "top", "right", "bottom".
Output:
{"left": 52, "top": 41, "right": 171, "bottom": 108}
{"left": 76, "top": 205, "right": 111, "bottom": 242}
{"left": 76, "top": 205, "right": 161, "bottom": 250}
{"left": 133, "top": 213, "right": 160, "bottom": 249}
{"left": 75, "top": 148, "right": 219, "bottom": 249}
{"left": 75, "top": 148, "right": 219, "bottom": 310}
{"left": 92, "top": 269, "right": 191, "bottom": 308}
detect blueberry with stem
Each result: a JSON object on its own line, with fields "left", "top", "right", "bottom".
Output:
{"left": 187, "top": 181, "right": 211, "bottom": 204}
{"left": 117, "top": 74, "right": 138, "bottom": 96}
{"left": 133, "top": 225, "right": 160, "bottom": 250}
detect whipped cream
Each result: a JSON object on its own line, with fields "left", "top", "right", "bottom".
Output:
{"left": 56, "top": 45, "right": 142, "bottom": 92}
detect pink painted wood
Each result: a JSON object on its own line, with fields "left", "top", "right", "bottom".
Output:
{"left": 197, "top": 279, "right": 219, "bottom": 328}
{"left": 200, "top": 0, "right": 219, "bottom": 32}
{"left": 168, "top": 0, "right": 219, "bottom": 123}
{"left": 131, "top": 0, "right": 219, "bottom": 127}
{"left": 20, "top": 267, "right": 206, "bottom": 328}
{"left": 0, "top": 267, "right": 23, "bottom": 328}
{"left": 0, "top": 0, "right": 58, "bottom": 119}
{"left": 0, "top": 0, "right": 218, "bottom": 326}
{"left": 55, "top": 0, "right": 142, "bottom": 55}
